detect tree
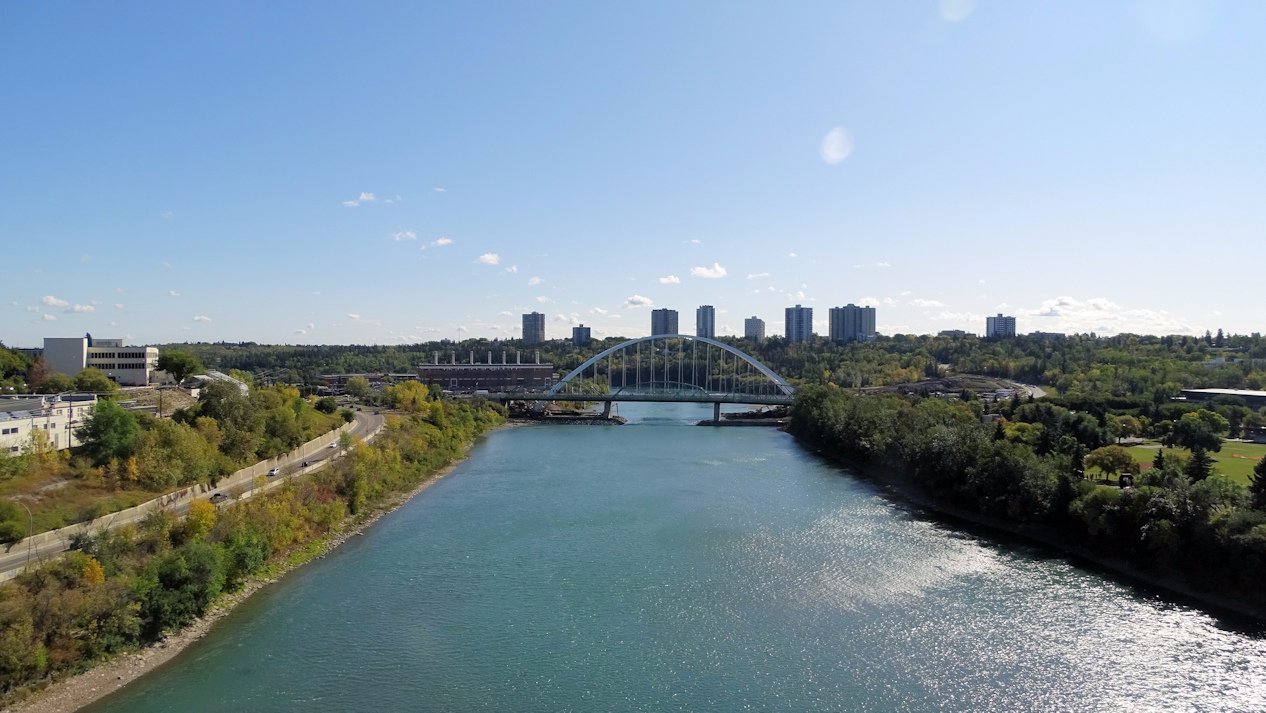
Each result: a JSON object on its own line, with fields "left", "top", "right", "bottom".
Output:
{"left": 1185, "top": 446, "right": 1214, "bottom": 482}
{"left": 76, "top": 399, "right": 141, "bottom": 466}
{"left": 38, "top": 373, "right": 75, "bottom": 394}
{"left": 25, "top": 357, "right": 50, "bottom": 390}
{"left": 1084, "top": 445, "right": 1140, "bottom": 482}
{"left": 1165, "top": 410, "right": 1228, "bottom": 453}
{"left": 345, "top": 376, "right": 371, "bottom": 400}
{"left": 158, "top": 350, "right": 205, "bottom": 384}
{"left": 1249, "top": 455, "right": 1266, "bottom": 510}
{"left": 1152, "top": 448, "right": 1166, "bottom": 471}
{"left": 73, "top": 367, "right": 119, "bottom": 393}
{"left": 314, "top": 396, "right": 338, "bottom": 414}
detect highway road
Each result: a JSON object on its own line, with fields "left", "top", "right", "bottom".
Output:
{"left": 0, "top": 410, "right": 384, "bottom": 580}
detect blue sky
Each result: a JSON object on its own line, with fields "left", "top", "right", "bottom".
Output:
{"left": 2, "top": 1, "right": 1263, "bottom": 346}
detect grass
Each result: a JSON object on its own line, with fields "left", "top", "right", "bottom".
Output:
{"left": 0, "top": 464, "right": 156, "bottom": 533}
{"left": 1127, "top": 440, "right": 1265, "bottom": 486}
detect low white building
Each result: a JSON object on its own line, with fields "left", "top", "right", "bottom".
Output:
{"left": 43, "top": 334, "right": 160, "bottom": 387}
{"left": 0, "top": 394, "right": 97, "bottom": 454}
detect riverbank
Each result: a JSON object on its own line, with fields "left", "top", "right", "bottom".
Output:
{"left": 3, "top": 419, "right": 514, "bottom": 713}
{"left": 798, "top": 439, "right": 1266, "bottom": 626}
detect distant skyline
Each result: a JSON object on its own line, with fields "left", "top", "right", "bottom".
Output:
{"left": 3, "top": 2, "right": 1263, "bottom": 346}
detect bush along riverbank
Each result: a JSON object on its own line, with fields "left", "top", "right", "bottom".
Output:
{"left": 0, "top": 398, "right": 505, "bottom": 706}
{"left": 789, "top": 385, "right": 1266, "bottom": 619}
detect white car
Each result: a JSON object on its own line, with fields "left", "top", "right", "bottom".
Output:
{"left": 267, "top": 467, "right": 281, "bottom": 476}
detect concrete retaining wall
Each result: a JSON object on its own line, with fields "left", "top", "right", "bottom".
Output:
{"left": 6, "top": 419, "right": 366, "bottom": 559}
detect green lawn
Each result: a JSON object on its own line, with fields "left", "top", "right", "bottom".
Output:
{"left": 1128, "top": 441, "right": 1265, "bottom": 486}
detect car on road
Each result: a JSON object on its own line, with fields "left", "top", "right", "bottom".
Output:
{"left": 328, "top": 443, "right": 338, "bottom": 449}
{"left": 267, "top": 467, "right": 281, "bottom": 476}
{"left": 209, "top": 493, "right": 229, "bottom": 504}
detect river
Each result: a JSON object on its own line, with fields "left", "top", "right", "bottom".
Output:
{"left": 87, "top": 403, "right": 1266, "bottom": 712}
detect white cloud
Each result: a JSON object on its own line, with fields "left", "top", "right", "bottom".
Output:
{"left": 747, "top": 272, "right": 770, "bottom": 279}
{"left": 910, "top": 298, "right": 944, "bottom": 308}
{"left": 820, "top": 126, "right": 854, "bottom": 164}
{"left": 528, "top": 276, "right": 544, "bottom": 286}
{"left": 161, "top": 261, "right": 173, "bottom": 269}
{"left": 342, "top": 191, "right": 377, "bottom": 208}
{"left": 536, "top": 296, "right": 552, "bottom": 303}
{"left": 876, "top": 261, "right": 892, "bottom": 268}
{"left": 295, "top": 329, "right": 307, "bottom": 335}
{"left": 624, "top": 294, "right": 654, "bottom": 308}
{"left": 41, "top": 295, "right": 68, "bottom": 308}
{"left": 168, "top": 290, "right": 180, "bottom": 297}
{"left": 193, "top": 315, "right": 211, "bottom": 322}
{"left": 390, "top": 230, "right": 418, "bottom": 241}
{"left": 690, "top": 262, "right": 727, "bottom": 279}
{"left": 498, "top": 310, "right": 514, "bottom": 316}
{"left": 42, "top": 313, "right": 56, "bottom": 321}
{"left": 347, "top": 313, "right": 361, "bottom": 320}
{"left": 899, "top": 290, "right": 912, "bottom": 296}
{"left": 1023, "top": 295, "right": 1198, "bottom": 335}
{"left": 475, "top": 253, "right": 500, "bottom": 265}
{"left": 68, "top": 304, "right": 95, "bottom": 313}
{"left": 787, "top": 252, "right": 798, "bottom": 258}
{"left": 857, "top": 296, "right": 898, "bottom": 308}
{"left": 590, "top": 307, "right": 608, "bottom": 316}
{"left": 431, "top": 237, "right": 453, "bottom": 247}
{"left": 433, "top": 187, "right": 447, "bottom": 193}
{"left": 939, "top": 0, "right": 976, "bottom": 23}
{"left": 659, "top": 275, "right": 681, "bottom": 284}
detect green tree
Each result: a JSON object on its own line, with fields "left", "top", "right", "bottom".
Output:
{"left": 1084, "top": 445, "right": 1139, "bottom": 482}
{"left": 1152, "top": 448, "right": 1166, "bottom": 471}
{"left": 345, "top": 375, "right": 371, "bottom": 400}
{"left": 73, "top": 367, "right": 119, "bottom": 392}
{"left": 1249, "top": 455, "right": 1266, "bottom": 510}
{"left": 157, "top": 350, "right": 205, "bottom": 384}
{"left": 38, "top": 373, "right": 75, "bottom": 393}
{"left": 314, "top": 396, "right": 338, "bottom": 414}
{"left": 1185, "top": 446, "right": 1214, "bottom": 482}
{"left": 76, "top": 399, "right": 141, "bottom": 466}
{"left": 1165, "top": 410, "right": 1229, "bottom": 453}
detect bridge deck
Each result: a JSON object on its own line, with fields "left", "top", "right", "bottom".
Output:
{"left": 477, "top": 392, "right": 793, "bottom": 405}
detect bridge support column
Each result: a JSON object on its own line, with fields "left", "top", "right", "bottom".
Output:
{"left": 713, "top": 402, "right": 721, "bottom": 424}
{"left": 602, "top": 401, "right": 612, "bottom": 419}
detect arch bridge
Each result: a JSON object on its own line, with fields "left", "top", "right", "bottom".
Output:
{"left": 483, "top": 335, "right": 794, "bottom": 420}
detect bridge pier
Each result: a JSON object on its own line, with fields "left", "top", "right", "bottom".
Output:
{"left": 713, "top": 402, "right": 721, "bottom": 423}
{"left": 602, "top": 401, "right": 612, "bottom": 419}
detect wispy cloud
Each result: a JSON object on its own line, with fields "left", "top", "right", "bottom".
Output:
{"left": 624, "top": 294, "right": 653, "bottom": 308}
{"left": 431, "top": 237, "right": 453, "bottom": 247}
{"left": 67, "top": 304, "right": 95, "bottom": 313}
{"left": 505, "top": 265, "right": 518, "bottom": 274}
{"left": 910, "top": 298, "right": 944, "bottom": 308}
{"left": 41, "top": 295, "right": 68, "bottom": 308}
{"left": 590, "top": 307, "right": 608, "bottom": 316}
{"left": 820, "top": 126, "right": 854, "bottom": 164}
{"left": 528, "top": 276, "right": 544, "bottom": 286}
{"left": 389, "top": 230, "right": 418, "bottom": 241}
{"left": 746, "top": 272, "right": 770, "bottom": 279}
{"left": 168, "top": 290, "right": 180, "bottom": 297}
{"left": 347, "top": 313, "right": 361, "bottom": 320}
{"left": 690, "top": 262, "right": 727, "bottom": 279}
{"left": 536, "top": 295, "right": 552, "bottom": 303}
{"left": 193, "top": 315, "right": 211, "bottom": 322}
{"left": 939, "top": 0, "right": 976, "bottom": 23}
{"left": 497, "top": 310, "right": 513, "bottom": 316}
{"left": 114, "top": 303, "right": 124, "bottom": 309}
{"left": 658, "top": 275, "right": 681, "bottom": 284}
{"left": 786, "top": 252, "right": 798, "bottom": 258}
{"left": 342, "top": 191, "right": 377, "bottom": 207}
{"left": 477, "top": 253, "right": 501, "bottom": 265}
{"left": 433, "top": 187, "right": 447, "bottom": 193}
{"left": 42, "top": 313, "right": 56, "bottom": 321}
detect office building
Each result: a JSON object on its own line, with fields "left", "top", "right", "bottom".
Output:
{"left": 696, "top": 305, "right": 716, "bottom": 339}
{"left": 42, "top": 334, "right": 159, "bottom": 387}
{"left": 828, "top": 304, "right": 877, "bottom": 343}
{"left": 651, "top": 308, "right": 679, "bottom": 336}
{"left": 522, "top": 312, "right": 546, "bottom": 345}
{"left": 985, "top": 313, "right": 1017, "bottom": 339}
{"left": 572, "top": 324, "right": 591, "bottom": 347}
{"left": 744, "top": 316, "right": 766, "bottom": 343}
{"left": 785, "top": 305, "right": 813, "bottom": 344}
{"left": 0, "top": 394, "right": 97, "bottom": 453}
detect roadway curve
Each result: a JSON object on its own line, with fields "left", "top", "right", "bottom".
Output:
{"left": 0, "top": 411, "right": 384, "bottom": 580}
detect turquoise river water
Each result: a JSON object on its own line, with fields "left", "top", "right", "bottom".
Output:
{"left": 87, "top": 403, "right": 1266, "bottom": 712}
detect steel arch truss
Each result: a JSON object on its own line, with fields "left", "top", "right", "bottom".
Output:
{"left": 548, "top": 334, "right": 794, "bottom": 396}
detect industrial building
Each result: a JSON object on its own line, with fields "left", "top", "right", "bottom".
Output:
{"left": 0, "top": 394, "right": 97, "bottom": 453}
{"left": 41, "top": 334, "right": 160, "bottom": 386}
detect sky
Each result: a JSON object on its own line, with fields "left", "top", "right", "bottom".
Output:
{"left": 2, "top": 1, "right": 1264, "bottom": 346}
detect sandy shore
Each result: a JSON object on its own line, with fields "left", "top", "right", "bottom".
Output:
{"left": 4, "top": 424, "right": 514, "bottom": 713}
